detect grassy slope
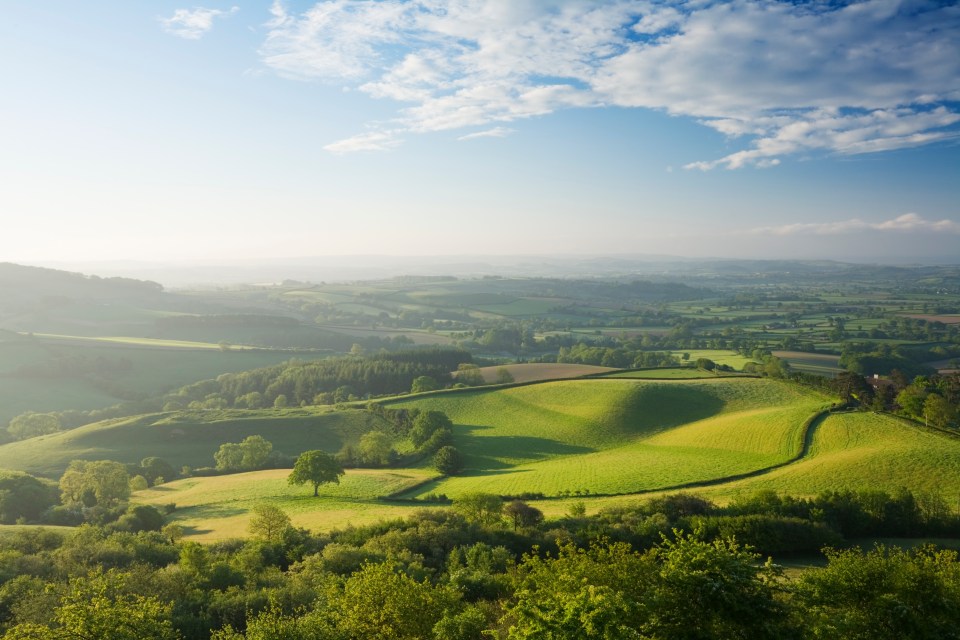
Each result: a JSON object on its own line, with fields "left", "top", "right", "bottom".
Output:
{"left": 114, "top": 388, "right": 960, "bottom": 540}
{"left": 0, "top": 338, "right": 297, "bottom": 423}
{"left": 602, "top": 369, "right": 750, "bottom": 379}
{"left": 388, "top": 378, "right": 831, "bottom": 498}
{"left": 136, "top": 468, "right": 436, "bottom": 541}
{"left": 0, "top": 408, "right": 388, "bottom": 478}
{"left": 475, "top": 363, "right": 616, "bottom": 383}
{"left": 701, "top": 412, "right": 960, "bottom": 500}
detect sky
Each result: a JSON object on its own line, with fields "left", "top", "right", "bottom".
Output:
{"left": 2, "top": 0, "right": 959, "bottom": 266}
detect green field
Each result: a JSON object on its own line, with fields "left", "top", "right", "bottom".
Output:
{"left": 667, "top": 350, "right": 757, "bottom": 369}
{"left": 23, "top": 332, "right": 261, "bottom": 350}
{"left": 602, "top": 368, "right": 750, "bottom": 379}
{"left": 387, "top": 378, "right": 831, "bottom": 498}
{"left": 0, "top": 339, "right": 298, "bottom": 424}
{"left": 135, "top": 468, "right": 436, "bottom": 540}
{"left": 0, "top": 407, "right": 389, "bottom": 478}
{"left": 703, "top": 412, "right": 960, "bottom": 500}
{"left": 772, "top": 350, "right": 843, "bottom": 377}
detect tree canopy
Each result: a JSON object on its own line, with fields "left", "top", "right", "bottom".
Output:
{"left": 59, "top": 460, "right": 130, "bottom": 507}
{"left": 288, "top": 450, "right": 344, "bottom": 496}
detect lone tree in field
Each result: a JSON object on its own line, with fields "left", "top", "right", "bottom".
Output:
{"left": 433, "top": 445, "right": 464, "bottom": 475}
{"left": 288, "top": 450, "right": 344, "bottom": 496}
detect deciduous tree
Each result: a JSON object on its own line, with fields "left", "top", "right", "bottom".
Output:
{"left": 59, "top": 460, "right": 130, "bottom": 507}
{"left": 288, "top": 450, "right": 344, "bottom": 496}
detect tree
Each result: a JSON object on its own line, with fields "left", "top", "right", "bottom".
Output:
{"left": 330, "top": 561, "right": 460, "bottom": 640}
{"left": 59, "top": 460, "right": 130, "bottom": 507}
{"left": 434, "top": 445, "right": 464, "bottom": 475}
{"left": 240, "top": 435, "right": 273, "bottom": 469}
{"left": 410, "top": 410, "right": 453, "bottom": 448}
{"left": 7, "top": 412, "right": 60, "bottom": 441}
{"left": 214, "top": 442, "right": 243, "bottom": 471}
{"left": 495, "top": 367, "right": 515, "bottom": 384}
{"left": 358, "top": 431, "right": 394, "bottom": 466}
{"left": 139, "top": 457, "right": 176, "bottom": 485}
{"left": 0, "top": 470, "right": 57, "bottom": 523}
{"left": 247, "top": 503, "right": 292, "bottom": 542}
{"left": 896, "top": 384, "right": 927, "bottom": 419}
{"left": 923, "top": 393, "right": 955, "bottom": 428}
{"left": 696, "top": 357, "right": 716, "bottom": 371}
{"left": 506, "top": 541, "right": 652, "bottom": 639}
{"left": 288, "top": 450, "right": 344, "bottom": 496}
{"left": 794, "top": 545, "right": 960, "bottom": 639}
{"left": 454, "top": 363, "right": 485, "bottom": 386}
{"left": 455, "top": 492, "right": 503, "bottom": 525}
{"left": 410, "top": 375, "right": 439, "bottom": 394}
{"left": 3, "top": 570, "right": 180, "bottom": 640}
{"left": 214, "top": 435, "right": 273, "bottom": 472}
{"left": 504, "top": 500, "right": 544, "bottom": 530}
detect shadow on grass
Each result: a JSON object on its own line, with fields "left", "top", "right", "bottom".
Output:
{"left": 456, "top": 425, "right": 593, "bottom": 470}
{"left": 180, "top": 524, "right": 213, "bottom": 536}
{"left": 176, "top": 505, "right": 246, "bottom": 520}
{"left": 615, "top": 385, "right": 726, "bottom": 434}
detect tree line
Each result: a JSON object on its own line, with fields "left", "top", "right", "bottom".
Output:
{"left": 2, "top": 487, "right": 960, "bottom": 638}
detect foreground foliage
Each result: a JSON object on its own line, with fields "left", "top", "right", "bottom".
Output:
{"left": 3, "top": 488, "right": 960, "bottom": 639}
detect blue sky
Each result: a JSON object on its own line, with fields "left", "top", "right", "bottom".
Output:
{"left": 2, "top": 0, "right": 958, "bottom": 265}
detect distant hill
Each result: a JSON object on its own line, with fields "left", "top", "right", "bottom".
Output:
{"left": 0, "top": 262, "right": 163, "bottom": 313}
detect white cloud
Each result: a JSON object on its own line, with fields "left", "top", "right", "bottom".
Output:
{"left": 160, "top": 6, "right": 238, "bottom": 40}
{"left": 260, "top": 1, "right": 960, "bottom": 160}
{"left": 745, "top": 213, "right": 960, "bottom": 236}
{"left": 457, "top": 127, "right": 515, "bottom": 141}
{"left": 323, "top": 130, "right": 402, "bottom": 154}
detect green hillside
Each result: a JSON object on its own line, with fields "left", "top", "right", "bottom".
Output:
{"left": 0, "top": 407, "right": 387, "bottom": 478}
{"left": 704, "top": 412, "right": 960, "bottom": 499}
{"left": 134, "top": 468, "right": 435, "bottom": 541}
{"left": 388, "top": 378, "right": 832, "bottom": 497}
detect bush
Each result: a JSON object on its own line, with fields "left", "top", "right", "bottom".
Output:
{"left": 434, "top": 446, "right": 464, "bottom": 475}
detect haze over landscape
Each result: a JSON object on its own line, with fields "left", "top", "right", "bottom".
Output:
{"left": 2, "top": 0, "right": 958, "bottom": 270}
{"left": 5, "top": 5, "right": 960, "bottom": 636}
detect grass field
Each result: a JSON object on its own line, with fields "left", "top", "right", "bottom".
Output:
{"left": 701, "top": 412, "right": 960, "bottom": 501}
{"left": 23, "top": 333, "right": 261, "bottom": 350}
{"left": 111, "top": 389, "right": 960, "bottom": 541}
{"left": 475, "top": 363, "right": 616, "bottom": 383}
{"left": 772, "top": 350, "right": 843, "bottom": 377}
{"left": 135, "top": 468, "right": 437, "bottom": 541}
{"left": 387, "top": 378, "right": 831, "bottom": 498}
{"left": 602, "top": 369, "right": 751, "bottom": 379}
{"left": 0, "top": 407, "right": 390, "bottom": 478}
{"left": 667, "top": 350, "right": 757, "bottom": 369}
{"left": 0, "top": 340, "right": 298, "bottom": 424}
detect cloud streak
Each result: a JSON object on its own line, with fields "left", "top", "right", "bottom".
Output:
{"left": 260, "top": 1, "right": 960, "bottom": 164}
{"left": 745, "top": 213, "right": 960, "bottom": 236}
{"left": 160, "top": 6, "right": 238, "bottom": 40}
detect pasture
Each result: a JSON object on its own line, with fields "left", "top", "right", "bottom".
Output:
{"left": 772, "top": 350, "right": 843, "bottom": 377}
{"left": 702, "top": 412, "right": 960, "bottom": 500}
{"left": 388, "top": 378, "right": 831, "bottom": 498}
{"left": 0, "top": 337, "right": 297, "bottom": 424}
{"left": 135, "top": 468, "right": 436, "bottom": 541}
{"left": 667, "top": 350, "right": 757, "bottom": 369}
{"left": 602, "top": 368, "right": 750, "bottom": 379}
{"left": 474, "top": 362, "right": 616, "bottom": 383}
{"left": 0, "top": 407, "right": 389, "bottom": 478}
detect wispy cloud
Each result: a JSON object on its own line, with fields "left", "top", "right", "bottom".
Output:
{"left": 457, "top": 127, "right": 515, "bottom": 141}
{"left": 160, "top": 6, "right": 238, "bottom": 40}
{"left": 261, "top": 1, "right": 960, "bottom": 161}
{"left": 745, "top": 214, "right": 960, "bottom": 236}
{"left": 322, "top": 130, "right": 402, "bottom": 154}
